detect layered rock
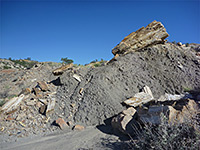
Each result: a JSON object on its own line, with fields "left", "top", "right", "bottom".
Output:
{"left": 112, "top": 20, "right": 169, "bottom": 55}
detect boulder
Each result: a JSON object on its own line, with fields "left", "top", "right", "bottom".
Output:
{"left": 52, "top": 63, "right": 73, "bottom": 76}
{"left": 138, "top": 105, "right": 178, "bottom": 125}
{"left": 112, "top": 20, "right": 169, "bottom": 55}
{"left": 111, "top": 107, "right": 136, "bottom": 134}
{"left": 177, "top": 99, "right": 200, "bottom": 123}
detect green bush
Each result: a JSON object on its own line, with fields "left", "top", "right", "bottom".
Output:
{"left": 0, "top": 99, "right": 6, "bottom": 107}
{"left": 61, "top": 57, "right": 74, "bottom": 64}
{"left": 3, "top": 65, "right": 11, "bottom": 69}
{"left": 10, "top": 59, "right": 38, "bottom": 69}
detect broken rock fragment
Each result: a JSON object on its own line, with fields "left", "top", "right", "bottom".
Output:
{"left": 111, "top": 107, "right": 136, "bottom": 134}
{"left": 73, "top": 125, "right": 85, "bottom": 131}
{"left": 37, "top": 81, "right": 49, "bottom": 91}
{"left": 46, "top": 98, "right": 56, "bottom": 114}
{"left": 112, "top": 20, "right": 169, "bottom": 55}
{"left": 56, "top": 118, "right": 68, "bottom": 130}
{"left": 124, "top": 86, "right": 154, "bottom": 107}
{"left": 52, "top": 63, "right": 73, "bottom": 76}
{"left": 1, "top": 94, "right": 25, "bottom": 114}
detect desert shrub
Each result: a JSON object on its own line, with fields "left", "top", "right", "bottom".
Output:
{"left": 61, "top": 57, "right": 73, "bottom": 64}
{"left": 185, "top": 43, "right": 189, "bottom": 47}
{"left": 3, "top": 65, "right": 11, "bottom": 69}
{"left": 94, "top": 63, "right": 101, "bottom": 67}
{"left": 0, "top": 99, "right": 6, "bottom": 107}
{"left": 11, "top": 59, "right": 38, "bottom": 69}
{"left": 172, "top": 41, "right": 177, "bottom": 45}
{"left": 131, "top": 113, "right": 200, "bottom": 150}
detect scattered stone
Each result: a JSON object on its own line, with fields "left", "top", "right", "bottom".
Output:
{"left": 177, "top": 42, "right": 182, "bottom": 46}
{"left": 79, "top": 88, "right": 84, "bottom": 95}
{"left": 38, "top": 99, "right": 47, "bottom": 105}
{"left": 19, "top": 88, "right": 31, "bottom": 96}
{"left": 157, "top": 93, "right": 190, "bottom": 102}
{"left": 55, "top": 118, "right": 68, "bottom": 130}
{"left": 37, "top": 81, "right": 49, "bottom": 91}
{"left": 39, "top": 104, "right": 47, "bottom": 115}
{"left": 15, "top": 113, "right": 26, "bottom": 121}
{"left": 73, "top": 125, "right": 85, "bottom": 131}
{"left": 73, "top": 74, "right": 81, "bottom": 82}
{"left": 19, "top": 121, "right": 26, "bottom": 127}
{"left": 33, "top": 87, "right": 42, "bottom": 98}
{"left": 52, "top": 63, "right": 73, "bottom": 76}
{"left": 26, "top": 100, "right": 35, "bottom": 106}
{"left": 112, "top": 20, "right": 169, "bottom": 55}
{"left": 1, "top": 94, "right": 25, "bottom": 114}
{"left": 46, "top": 98, "right": 56, "bottom": 114}
{"left": 67, "top": 121, "right": 73, "bottom": 127}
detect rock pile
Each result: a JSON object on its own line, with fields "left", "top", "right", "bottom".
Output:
{"left": 111, "top": 86, "right": 200, "bottom": 135}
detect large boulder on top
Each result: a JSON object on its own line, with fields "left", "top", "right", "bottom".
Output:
{"left": 112, "top": 20, "right": 169, "bottom": 55}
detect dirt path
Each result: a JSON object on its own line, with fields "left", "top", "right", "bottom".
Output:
{"left": 0, "top": 126, "right": 122, "bottom": 150}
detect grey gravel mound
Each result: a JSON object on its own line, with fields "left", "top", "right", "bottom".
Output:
{"left": 55, "top": 43, "right": 200, "bottom": 126}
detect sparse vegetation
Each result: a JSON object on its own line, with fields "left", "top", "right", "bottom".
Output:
{"left": 61, "top": 57, "right": 74, "bottom": 64}
{"left": 8, "top": 58, "right": 38, "bottom": 69}
{"left": 172, "top": 41, "right": 177, "bottom": 45}
{"left": 0, "top": 99, "right": 6, "bottom": 107}
{"left": 185, "top": 43, "right": 189, "bottom": 47}
{"left": 3, "top": 66, "right": 11, "bottom": 69}
{"left": 130, "top": 113, "right": 200, "bottom": 150}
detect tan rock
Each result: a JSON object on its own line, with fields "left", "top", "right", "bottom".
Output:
{"left": 19, "top": 88, "right": 31, "bottom": 96}
{"left": 52, "top": 63, "right": 73, "bottom": 76}
{"left": 112, "top": 20, "right": 169, "bottom": 55}
{"left": 46, "top": 98, "right": 56, "bottom": 114}
{"left": 39, "top": 104, "right": 47, "bottom": 115}
{"left": 73, "top": 125, "right": 85, "bottom": 131}
{"left": 122, "top": 107, "right": 136, "bottom": 116}
{"left": 124, "top": 92, "right": 154, "bottom": 107}
{"left": 177, "top": 99, "right": 200, "bottom": 123}
{"left": 111, "top": 107, "right": 136, "bottom": 134}
{"left": 56, "top": 118, "right": 68, "bottom": 130}
{"left": 1, "top": 94, "right": 25, "bottom": 114}
{"left": 33, "top": 87, "right": 42, "bottom": 98}
{"left": 38, "top": 81, "right": 49, "bottom": 91}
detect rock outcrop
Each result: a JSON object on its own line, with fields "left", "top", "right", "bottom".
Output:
{"left": 112, "top": 20, "right": 169, "bottom": 55}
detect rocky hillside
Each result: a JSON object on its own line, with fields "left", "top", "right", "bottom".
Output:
{"left": 0, "top": 21, "right": 199, "bottom": 144}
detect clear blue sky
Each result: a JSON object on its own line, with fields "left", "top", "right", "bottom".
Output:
{"left": 1, "top": 0, "right": 200, "bottom": 64}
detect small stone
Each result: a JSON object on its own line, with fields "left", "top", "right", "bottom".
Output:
{"left": 33, "top": 87, "right": 42, "bottom": 98}
{"left": 70, "top": 103, "right": 76, "bottom": 108}
{"left": 67, "top": 121, "right": 73, "bottom": 127}
{"left": 55, "top": 118, "right": 68, "bottom": 130}
{"left": 39, "top": 105, "right": 47, "bottom": 115}
{"left": 37, "top": 81, "right": 49, "bottom": 91}
{"left": 26, "top": 101, "right": 35, "bottom": 106}
{"left": 19, "top": 88, "right": 31, "bottom": 96}
{"left": 73, "top": 125, "right": 84, "bottom": 131}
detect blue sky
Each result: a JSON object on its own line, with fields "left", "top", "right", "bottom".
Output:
{"left": 1, "top": 0, "right": 200, "bottom": 64}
